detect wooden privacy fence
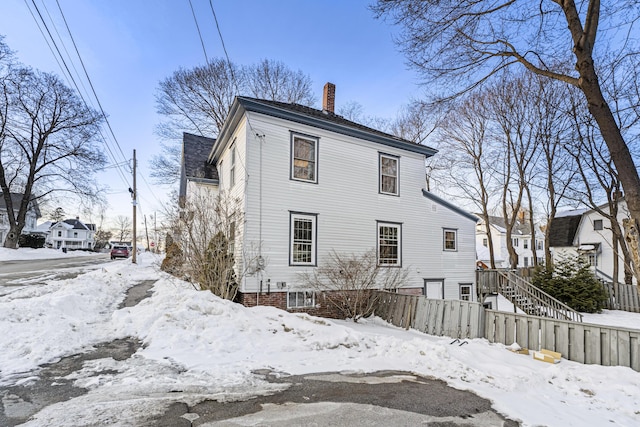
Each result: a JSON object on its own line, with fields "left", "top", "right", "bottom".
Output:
{"left": 373, "top": 291, "right": 640, "bottom": 372}
{"left": 600, "top": 281, "right": 640, "bottom": 313}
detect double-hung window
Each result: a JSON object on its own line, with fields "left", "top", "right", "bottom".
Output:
{"left": 290, "top": 212, "right": 317, "bottom": 265}
{"left": 377, "top": 222, "right": 401, "bottom": 266}
{"left": 291, "top": 134, "right": 318, "bottom": 183}
{"left": 443, "top": 228, "right": 457, "bottom": 251}
{"left": 379, "top": 153, "right": 399, "bottom": 195}
{"left": 459, "top": 284, "right": 472, "bottom": 301}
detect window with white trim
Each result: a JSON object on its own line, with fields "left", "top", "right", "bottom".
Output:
{"left": 443, "top": 228, "right": 457, "bottom": 251}
{"left": 512, "top": 238, "right": 519, "bottom": 247}
{"left": 459, "top": 284, "right": 472, "bottom": 301}
{"left": 291, "top": 134, "right": 318, "bottom": 183}
{"left": 57, "top": 231, "right": 62, "bottom": 237}
{"left": 524, "top": 239, "right": 529, "bottom": 249}
{"left": 593, "top": 219, "right": 603, "bottom": 231}
{"left": 537, "top": 240, "right": 543, "bottom": 250}
{"left": 377, "top": 222, "right": 401, "bottom": 266}
{"left": 482, "top": 238, "right": 487, "bottom": 247}
{"left": 229, "top": 144, "right": 236, "bottom": 188}
{"left": 290, "top": 212, "right": 317, "bottom": 265}
{"left": 379, "top": 153, "right": 398, "bottom": 195}
{"left": 287, "top": 291, "right": 315, "bottom": 308}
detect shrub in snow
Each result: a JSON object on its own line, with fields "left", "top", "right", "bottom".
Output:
{"left": 532, "top": 255, "right": 607, "bottom": 313}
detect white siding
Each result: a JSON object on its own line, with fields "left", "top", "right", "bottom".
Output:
{"left": 235, "top": 112, "right": 476, "bottom": 300}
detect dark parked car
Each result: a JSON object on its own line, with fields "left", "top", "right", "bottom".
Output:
{"left": 110, "top": 245, "right": 130, "bottom": 260}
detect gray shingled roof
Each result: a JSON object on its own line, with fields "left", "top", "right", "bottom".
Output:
{"left": 235, "top": 97, "right": 438, "bottom": 157}
{"left": 62, "top": 218, "right": 93, "bottom": 230}
{"left": 548, "top": 215, "right": 582, "bottom": 247}
{"left": 183, "top": 133, "right": 218, "bottom": 180}
{"left": 486, "top": 215, "right": 532, "bottom": 235}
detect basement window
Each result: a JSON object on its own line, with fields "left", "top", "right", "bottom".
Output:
{"left": 288, "top": 291, "right": 315, "bottom": 308}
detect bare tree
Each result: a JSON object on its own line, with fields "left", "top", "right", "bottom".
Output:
{"left": 372, "top": 1, "right": 640, "bottom": 257}
{"left": 0, "top": 42, "right": 106, "bottom": 248}
{"left": 244, "top": 59, "right": 315, "bottom": 106}
{"left": 152, "top": 58, "right": 316, "bottom": 184}
{"left": 113, "top": 216, "right": 132, "bottom": 243}
{"left": 438, "top": 92, "right": 501, "bottom": 268}
{"left": 565, "top": 91, "right": 638, "bottom": 286}
{"left": 300, "top": 249, "right": 408, "bottom": 322}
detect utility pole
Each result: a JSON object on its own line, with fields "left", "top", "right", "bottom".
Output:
{"left": 132, "top": 149, "right": 137, "bottom": 264}
{"left": 144, "top": 214, "right": 150, "bottom": 251}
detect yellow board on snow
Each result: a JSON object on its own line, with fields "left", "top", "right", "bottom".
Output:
{"left": 533, "top": 349, "right": 561, "bottom": 364}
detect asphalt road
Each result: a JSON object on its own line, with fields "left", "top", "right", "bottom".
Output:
{"left": 0, "top": 253, "right": 112, "bottom": 291}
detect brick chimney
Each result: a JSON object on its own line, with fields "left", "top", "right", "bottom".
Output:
{"left": 322, "top": 82, "right": 335, "bottom": 113}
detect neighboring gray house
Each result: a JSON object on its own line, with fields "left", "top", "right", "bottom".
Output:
{"left": 181, "top": 83, "right": 478, "bottom": 313}
{"left": 46, "top": 217, "right": 96, "bottom": 250}
{"left": 0, "top": 193, "right": 41, "bottom": 245}
{"left": 179, "top": 132, "right": 219, "bottom": 206}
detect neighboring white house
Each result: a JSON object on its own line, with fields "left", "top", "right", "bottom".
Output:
{"left": 46, "top": 217, "right": 96, "bottom": 250}
{"left": 549, "top": 201, "right": 636, "bottom": 285}
{"left": 0, "top": 193, "right": 41, "bottom": 245}
{"left": 476, "top": 215, "right": 545, "bottom": 269}
{"left": 180, "top": 83, "right": 478, "bottom": 313}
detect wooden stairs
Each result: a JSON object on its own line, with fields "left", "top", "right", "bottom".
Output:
{"left": 477, "top": 269, "right": 583, "bottom": 322}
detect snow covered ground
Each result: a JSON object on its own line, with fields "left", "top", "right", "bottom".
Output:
{"left": 0, "top": 247, "right": 105, "bottom": 261}
{"left": 1, "top": 249, "right": 639, "bottom": 426}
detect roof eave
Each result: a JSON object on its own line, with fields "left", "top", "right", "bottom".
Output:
{"left": 237, "top": 97, "right": 438, "bottom": 158}
{"left": 422, "top": 189, "right": 478, "bottom": 222}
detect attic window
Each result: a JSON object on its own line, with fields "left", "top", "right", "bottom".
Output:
{"left": 593, "top": 219, "right": 603, "bottom": 231}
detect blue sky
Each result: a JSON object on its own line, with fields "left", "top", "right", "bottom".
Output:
{"left": 0, "top": 0, "right": 423, "bottom": 226}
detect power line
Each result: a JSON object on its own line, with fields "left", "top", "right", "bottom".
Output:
{"left": 208, "top": 0, "right": 239, "bottom": 93}
{"left": 189, "top": 0, "right": 210, "bottom": 64}
{"left": 55, "top": 0, "right": 129, "bottom": 165}
{"left": 27, "top": 0, "right": 133, "bottom": 190}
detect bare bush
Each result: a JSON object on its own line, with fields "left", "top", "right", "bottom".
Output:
{"left": 300, "top": 250, "right": 408, "bottom": 322}
{"left": 164, "top": 189, "right": 258, "bottom": 300}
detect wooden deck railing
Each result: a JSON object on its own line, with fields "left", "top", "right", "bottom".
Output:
{"left": 477, "top": 269, "right": 583, "bottom": 323}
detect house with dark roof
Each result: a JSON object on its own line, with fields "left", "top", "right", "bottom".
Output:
{"left": 180, "top": 83, "right": 478, "bottom": 313}
{"left": 46, "top": 217, "right": 96, "bottom": 250}
{"left": 0, "top": 192, "right": 41, "bottom": 245}
{"left": 548, "top": 203, "right": 636, "bottom": 285}
{"left": 476, "top": 215, "right": 545, "bottom": 268}
{"left": 179, "top": 132, "right": 219, "bottom": 206}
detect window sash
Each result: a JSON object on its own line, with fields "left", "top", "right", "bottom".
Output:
{"left": 594, "top": 219, "right": 603, "bottom": 231}
{"left": 460, "top": 284, "right": 472, "bottom": 301}
{"left": 378, "top": 223, "right": 400, "bottom": 265}
{"left": 292, "top": 136, "right": 317, "bottom": 182}
{"left": 380, "top": 155, "right": 398, "bottom": 195}
{"left": 290, "top": 214, "right": 316, "bottom": 265}
{"left": 444, "top": 229, "right": 457, "bottom": 251}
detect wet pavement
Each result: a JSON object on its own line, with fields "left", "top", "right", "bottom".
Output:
{"left": 0, "top": 279, "right": 519, "bottom": 426}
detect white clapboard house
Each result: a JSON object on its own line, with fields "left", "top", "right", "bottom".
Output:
{"left": 180, "top": 83, "right": 477, "bottom": 314}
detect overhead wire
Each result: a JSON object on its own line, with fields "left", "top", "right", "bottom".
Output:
{"left": 24, "top": 0, "right": 132, "bottom": 190}
{"left": 189, "top": 0, "right": 210, "bottom": 65}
